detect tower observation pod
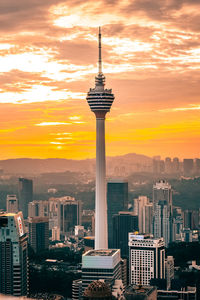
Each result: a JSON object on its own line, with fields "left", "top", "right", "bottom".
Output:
{"left": 86, "top": 27, "right": 115, "bottom": 250}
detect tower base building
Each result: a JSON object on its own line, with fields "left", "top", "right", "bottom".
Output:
{"left": 82, "top": 249, "right": 122, "bottom": 292}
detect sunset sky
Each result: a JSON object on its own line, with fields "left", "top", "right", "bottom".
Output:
{"left": 0, "top": 0, "right": 200, "bottom": 160}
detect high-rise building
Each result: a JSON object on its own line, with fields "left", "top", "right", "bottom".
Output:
{"left": 58, "top": 196, "right": 82, "bottom": 238}
{"left": 0, "top": 212, "right": 28, "bottom": 296}
{"left": 165, "top": 256, "right": 174, "bottom": 290}
{"left": 28, "top": 217, "right": 49, "bottom": 253}
{"left": 133, "top": 196, "right": 152, "bottom": 234}
{"left": 129, "top": 233, "right": 165, "bottom": 286}
{"left": 184, "top": 209, "right": 199, "bottom": 230}
{"left": 172, "top": 157, "right": 180, "bottom": 173}
{"left": 143, "top": 203, "right": 153, "bottom": 234}
{"left": 165, "top": 157, "right": 172, "bottom": 174}
{"left": 153, "top": 180, "right": 173, "bottom": 247}
{"left": 28, "top": 200, "right": 49, "bottom": 218}
{"left": 6, "top": 194, "right": 18, "bottom": 213}
{"left": 112, "top": 212, "right": 138, "bottom": 258}
{"left": 183, "top": 159, "right": 194, "bottom": 175}
{"left": 173, "top": 206, "right": 183, "bottom": 241}
{"left": 107, "top": 180, "right": 128, "bottom": 248}
{"left": 18, "top": 177, "right": 33, "bottom": 219}
{"left": 82, "top": 249, "right": 122, "bottom": 291}
{"left": 86, "top": 27, "right": 115, "bottom": 250}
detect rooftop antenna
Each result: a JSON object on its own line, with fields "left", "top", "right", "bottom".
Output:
{"left": 98, "top": 26, "right": 102, "bottom": 74}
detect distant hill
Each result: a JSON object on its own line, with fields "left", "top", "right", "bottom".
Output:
{"left": 0, "top": 153, "right": 152, "bottom": 175}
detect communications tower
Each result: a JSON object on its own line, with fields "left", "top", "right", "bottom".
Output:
{"left": 86, "top": 27, "right": 115, "bottom": 249}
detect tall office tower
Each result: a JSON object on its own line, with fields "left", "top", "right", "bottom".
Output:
{"left": 28, "top": 200, "right": 49, "bottom": 218}
{"left": 28, "top": 217, "right": 49, "bottom": 253}
{"left": 82, "top": 249, "right": 122, "bottom": 291}
{"left": 165, "top": 157, "right": 172, "bottom": 174}
{"left": 183, "top": 159, "right": 194, "bottom": 175}
{"left": 112, "top": 212, "right": 138, "bottom": 258}
{"left": 86, "top": 28, "right": 115, "bottom": 250}
{"left": 48, "top": 196, "right": 82, "bottom": 237}
{"left": 173, "top": 206, "right": 183, "bottom": 241}
{"left": 153, "top": 180, "right": 173, "bottom": 247}
{"left": 133, "top": 196, "right": 152, "bottom": 234}
{"left": 173, "top": 216, "right": 183, "bottom": 241}
{"left": 165, "top": 256, "right": 174, "bottom": 290}
{"left": 0, "top": 212, "right": 28, "bottom": 296}
{"left": 107, "top": 180, "right": 128, "bottom": 248}
{"left": 152, "top": 158, "right": 165, "bottom": 174}
{"left": 129, "top": 233, "right": 165, "bottom": 286}
{"left": 18, "top": 177, "right": 33, "bottom": 219}
{"left": 6, "top": 194, "right": 18, "bottom": 213}
{"left": 143, "top": 203, "right": 153, "bottom": 234}
{"left": 172, "top": 157, "right": 180, "bottom": 173}
{"left": 184, "top": 209, "right": 199, "bottom": 230}
{"left": 58, "top": 196, "right": 82, "bottom": 238}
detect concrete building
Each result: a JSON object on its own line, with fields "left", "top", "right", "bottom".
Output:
{"left": 107, "top": 180, "right": 128, "bottom": 248}
{"left": 18, "top": 177, "right": 33, "bottom": 219}
{"left": 0, "top": 212, "right": 28, "bottom": 296}
{"left": 6, "top": 195, "right": 18, "bottom": 213}
{"left": 129, "top": 233, "right": 165, "bottom": 286}
{"left": 82, "top": 249, "right": 122, "bottom": 291}
{"left": 57, "top": 196, "right": 82, "bottom": 238}
{"left": 28, "top": 217, "right": 49, "bottom": 253}
{"left": 183, "top": 159, "right": 194, "bottom": 175}
{"left": 153, "top": 180, "right": 173, "bottom": 247}
{"left": 134, "top": 196, "right": 152, "bottom": 234}
{"left": 86, "top": 27, "right": 115, "bottom": 249}
{"left": 112, "top": 212, "right": 138, "bottom": 258}
{"left": 165, "top": 256, "right": 174, "bottom": 290}
{"left": 28, "top": 200, "right": 49, "bottom": 218}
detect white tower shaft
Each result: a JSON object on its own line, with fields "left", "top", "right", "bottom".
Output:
{"left": 86, "top": 27, "right": 114, "bottom": 250}
{"left": 95, "top": 117, "right": 108, "bottom": 249}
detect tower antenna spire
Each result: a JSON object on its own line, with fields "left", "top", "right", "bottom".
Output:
{"left": 98, "top": 26, "right": 102, "bottom": 74}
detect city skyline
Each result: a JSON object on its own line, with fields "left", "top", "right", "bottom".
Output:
{"left": 0, "top": 1, "right": 200, "bottom": 159}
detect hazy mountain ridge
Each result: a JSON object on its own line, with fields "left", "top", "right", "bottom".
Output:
{"left": 0, "top": 153, "right": 152, "bottom": 175}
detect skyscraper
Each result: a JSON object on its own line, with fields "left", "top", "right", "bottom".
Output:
{"left": 112, "top": 212, "right": 138, "bottom": 258}
{"left": 133, "top": 196, "right": 152, "bottom": 234}
{"left": 129, "top": 233, "right": 165, "bottom": 286}
{"left": 0, "top": 212, "right": 28, "bottom": 296}
{"left": 107, "top": 180, "right": 128, "bottom": 248}
{"left": 18, "top": 177, "right": 33, "bottom": 219}
{"left": 28, "top": 200, "right": 49, "bottom": 218}
{"left": 28, "top": 217, "right": 49, "bottom": 253}
{"left": 153, "top": 180, "right": 173, "bottom": 247}
{"left": 86, "top": 27, "right": 114, "bottom": 250}
{"left": 6, "top": 194, "right": 18, "bottom": 213}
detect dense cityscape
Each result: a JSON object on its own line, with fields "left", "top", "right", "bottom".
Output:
{"left": 1, "top": 26, "right": 200, "bottom": 300}
{"left": 1, "top": 0, "right": 200, "bottom": 299}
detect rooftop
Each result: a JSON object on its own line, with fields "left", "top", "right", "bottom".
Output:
{"left": 125, "top": 285, "right": 156, "bottom": 296}
{"left": 83, "top": 249, "right": 119, "bottom": 257}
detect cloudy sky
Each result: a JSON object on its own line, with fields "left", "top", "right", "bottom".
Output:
{"left": 0, "top": 0, "right": 200, "bottom": 160}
